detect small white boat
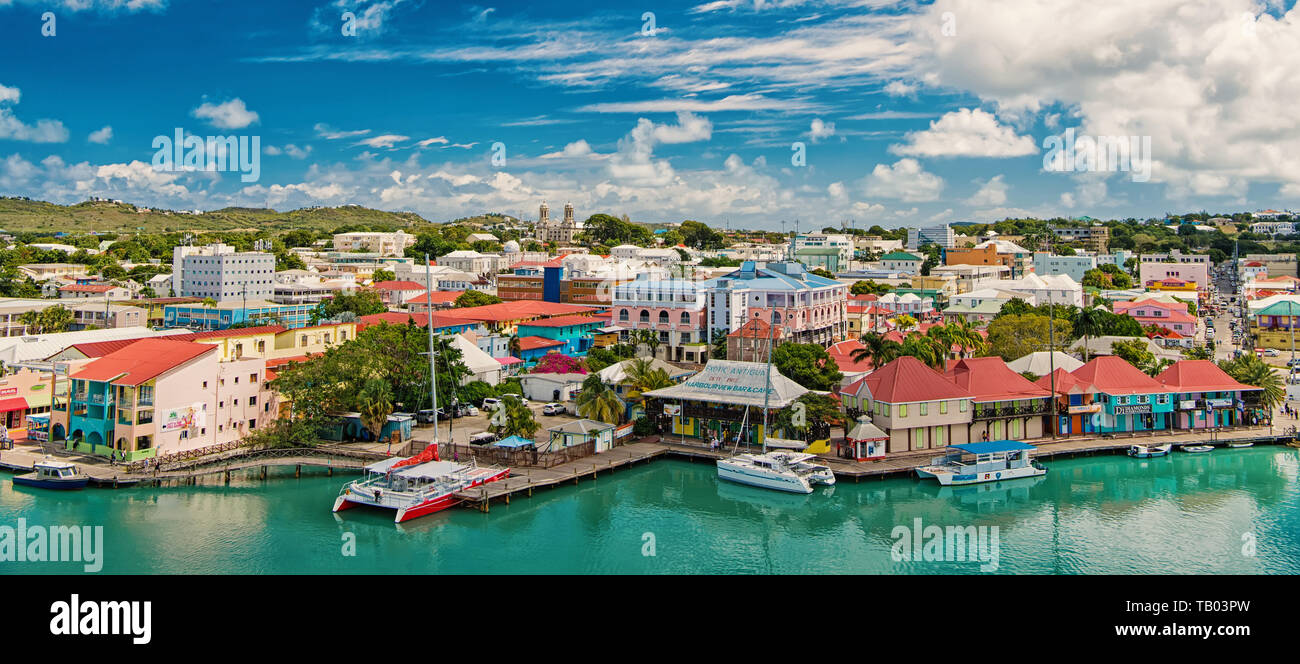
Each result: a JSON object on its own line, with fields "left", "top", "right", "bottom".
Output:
{"left": 12, "top": 458, "right": 88, "bottom": 490}
{"left": 1227, "top": 442, "right": 1254, "bottom": 448}
{"left": 1180, "top": 444, "right": 1215, "bottom": 453}
{"left": 916, "top": 440, "right": 1047, "bottom": 486}
{"left": 716, "top": 451, "right": 835, "bottom": 494}
{"left": 1128, "top": 443, "right": 1172, "bottom": 458}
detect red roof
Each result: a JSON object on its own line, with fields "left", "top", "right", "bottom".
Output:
{"left": 72, "top": 338, "right": 216, "bottom": 386}
{"left": 357, "top": 312, "right": 477, "bottom": 330}
{"left": 403, "top": 290, "right": 465, "bottom": 305}
{"left": 1069, "top": 356, "right": 1166, "bottom": 394}
{"left": 858, "top": 356, "right": 972, "bottom": 403}
{"left": 518, "top": 336, "right": 566, "bottom": 351}
{"left": 728, "top": 318, "right": 788, "bottom": 339}
{"left": 946, "top": 357, "right": 1051, "bottom": 402}
{"left": 370, "top": 280, "right": 426, "bottom": 291}
{"left": 67, "top": 338, "right": 149, "bottom": 358}
{"left": 60, "top": 284, "right": 119, "bottom": 293}
{"left": 1035, "top": 368, "right": 1090, "bottom": 395}
{"left": 445, "top": 300, "right": 595, "bottom": 323}
{"left": 827, "top": 339, "right": 873, "bottom": 374}
{"left": 520, "top": 315, "right": 603, "bottom": 328}
{"left": 1155, "top": 360, "right": 1260, "bottom": 393}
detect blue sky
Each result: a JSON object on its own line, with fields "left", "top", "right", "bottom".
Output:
{"left": 1, "top": 0, "right": 1298, "bottom": 230}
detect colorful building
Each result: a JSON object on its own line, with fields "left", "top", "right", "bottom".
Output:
{"left": 839, "top": 356, "right": 975, "bottom": 453}
{"left": 515, "top": 315, "right": 604, "bottom": 356}
{"left": 163, "top": 300, "right": 322, "bottom": 330}
{"left": 702, "top": 261, "right": 849, "bottom": 347}
{"left": 1155, "top": 360, "right": 1259, "bottom": 429}
{"left": 1056, "top": 356, "right": 1174, "bottom": 434}
{"left": 945, "top": 357, "right": 1051, "bottom": 441}
{"left": 1113, "top": 298, "right": 1196, "bottom": 336}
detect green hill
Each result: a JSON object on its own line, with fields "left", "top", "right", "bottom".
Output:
{"left": 0, "top": 197, "right": 436, "bottom": 234}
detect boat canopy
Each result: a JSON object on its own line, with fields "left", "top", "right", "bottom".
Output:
{"left": 362, "top": 457, "right": 407, "bottom": 474}
{"left": 763, "top": 437, "right": 807, "bottom": 450}
{"left": 393, "top": 461, "right": 463, "bottom": 480}
{"left": 949, "top": 440, "right": 1037, "bottom": 455}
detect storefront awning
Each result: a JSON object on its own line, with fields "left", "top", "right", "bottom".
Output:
{"left": 0, "top": 397, "right": 28, "bottom": 412}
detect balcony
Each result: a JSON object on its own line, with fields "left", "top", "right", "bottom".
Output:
{"left": 89, "top": 393, "right": 113, "bottom": 405}
{"left": 972, "top": 402, "right": 1050, "bottom": 420}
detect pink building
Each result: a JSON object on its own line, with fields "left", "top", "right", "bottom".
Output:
{"left": 1113, "top": 299, "right": 1196, "bottom": 336}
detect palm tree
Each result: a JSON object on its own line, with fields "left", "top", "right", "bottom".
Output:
{"left": 622, "top": 358, "right": 674, "bottom": 405}
{"left": 576, "top": 381, "right": 624, "bottom": 425}
{"left": 357, "top": 379, "right": 394, "bottom": 444}
{"left": 943, "top": 318, "right": 987, "bottom": 358}
{"left": 900, "top": 334, "right": 946, "bottom": 370}
{"left": 634, "top": 329, "right": 662, "bottom": 359}
{"left": 892, "top": 314, "right": 918, "bottom": 334}
{"left": 497, "top": 394, "right": 541, "bottom": 439}
{"left": 507, "top": 335, "right": 522, "bottom": 357}
{"left": 1075, "top": 306, "right": 1106, "bottom": 362}
{"left": 1181, "top": 345, "right": 1215, "bottom": 361}
{"left": 850, "top": 332, "right": 902, "bottom": 368}
{"left": 1220, "top": 355, "right": 1284, "bottom": 411}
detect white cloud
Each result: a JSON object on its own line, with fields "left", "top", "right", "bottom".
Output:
{"left": 861, "top": 158, "right": 944, "bottom": 202}
{"left": 191, "top": 98, "right": 259, "bottom": 129}
{"left": 356, "top": 134, "right": 409, "bottom": 148}
{"left": 883, "top": 80, "right": 917, "bottom": 97}
{"left": 540, "top": 139, "right": 605, "bottom": 160}
{"left": 0, "top": 83, "right": 68, "bottom": 143}
{"left": 315, "top": 123, "right": 371, "bottom": 139}
{"left": 578, "top": 94, "right": 815, "bottom": 114}
{"left": 889, "top": 108, "right": 1037, "bottom": 158}
{"left": 87, "top": 126, "right": 113, "bottom": 144}
{"left": 965, "top": 175, "right": 1009, "bottom": 206}
{"left": 809, "top": 118, "right": 836, "bottom": 143}
{"left": 417, "top": 136, "right": 449, "bottom": 147}
{"left": 609, "top": 112, "right": 713, "bottom": 186}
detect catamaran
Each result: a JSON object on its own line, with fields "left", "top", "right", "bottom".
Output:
{"left": 716, "top": 451, "right": 835, "bottom": 494}
{"left": 915, "top": 440, "right": 1047, "bottom": 486}
{"left": 333, "top": 444, "right": 509, "bottom": 523}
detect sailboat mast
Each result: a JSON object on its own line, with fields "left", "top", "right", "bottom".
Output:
{"left": 760, "top": 307, "right": 778, "bottom": 453}
{"left": 426, "top": 254, "right": 439, "bottom": 444}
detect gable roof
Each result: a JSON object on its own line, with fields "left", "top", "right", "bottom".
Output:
{"left": 1155, "top": 360, "right": 1259, "bottom": 393}
{"left": 72, "top": 338, "right": 216, "bottom": 386}
{"left": 1035, "top": 368, "right": 1091, "bottom": 395}
{"left": 945, "top": 357, "right": 1051, "bottom": 401}
{"left": 370, "top": 280, "right": 426, "bottom": 291}
{"left": 518, "top": 336, "right": 566, "bottom": 351}
{"left": 519, "top": 315, "right": 604, "bottom": 328}
{"left": 1070, "top": 355, "right": 1167, "bottom": 394}
{"left": 861, "top": 355, "right": 972, "bottom": 403}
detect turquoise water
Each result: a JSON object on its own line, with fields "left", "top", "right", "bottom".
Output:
{"left": 3, "top": 447, "right": 1299, "bottom": 574}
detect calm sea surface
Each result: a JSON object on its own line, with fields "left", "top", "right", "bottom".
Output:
{"left": 3, "top": 447, "right": 1298, "bottom": 574}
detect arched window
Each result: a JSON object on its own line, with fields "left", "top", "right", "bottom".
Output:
{"left": 619, "top": 309, "right": 630, "bottom": 322}
{"left": 639, "top": 310, "right": 650, "bottom": 323}
{"left": 772, "top": 311, "right": 782, "bottom": 324}
{"left": 680, "top": 311, "right": 690, "bottom": 325}
{"left": 659, "top": 311, "right": 669, "bottom": 324}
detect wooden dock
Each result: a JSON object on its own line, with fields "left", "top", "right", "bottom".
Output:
{"left": 453, "top": 441, "right": 667, "bottom": 511}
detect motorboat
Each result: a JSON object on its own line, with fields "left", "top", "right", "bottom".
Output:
{"left": 916, "top": 440, "right": 1047, "bottom": 486}
{"left": 1227, "top": 442, "right": 1254, "bottom": 449}
{"left": 333, "top": 445, "right": 509, "bottom": 523}
{"left": 1180, "top": 444, "right": 1214, "bottom": 453}
{"left": 1128, "top": 443, "right": 1172, "bottom": 458}
{"left": 716, "top": 451, "right": 835, "bottom": 494}
{"left": 12, "top": 459, "right": 89, "bottom": 490}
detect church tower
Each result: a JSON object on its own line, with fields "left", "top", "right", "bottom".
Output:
{"left": 563, "top": 202, "right": 574, "bottom": 226}
{"left": 539, "top": 201, "right": 550, "bottom": 225}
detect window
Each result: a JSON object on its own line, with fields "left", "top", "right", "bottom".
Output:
{"left": 639, "top": 310, "right": 650, "bottom": 323}
{"left": 202, "top": 381, "right": 208, "bottom": 389}
{"left": 249, "top": 419, "right": 256, "bottom": 429}
{"left": 658, "top": 311, "right": 669, "bottom": 324}
{"left": 620, "top": 309, "right": 629, "bottom": 322}
{"left": 914, "top": 429, "right": 924, "bottom": 447}
{"left": 934, "top": 427, "right": 944, "bottom": 446}
{"left": 680, "top": 311, "right": 690, "bottom": 325}
{"left": 919, "top": 403, "right": 928, "bottom": 416}
{"left": 960, "top": 400, "right": 968, "bottom": 412}
{"left": 899, "top": 404, "right": 907, "bottom": 417}
{"left": 250, "top": 373, "right": 257, "bottom": 382}
{"left": 940, "top": 401, "right": 948, "bottom": 414}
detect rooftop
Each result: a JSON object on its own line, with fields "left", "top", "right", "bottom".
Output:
{"left": 72, "top": 338, "right": 216, "bottom": 386}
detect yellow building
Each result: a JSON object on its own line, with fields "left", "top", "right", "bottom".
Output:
{"left": 1145, "top": 278, "right": 1197, "bottom": 292}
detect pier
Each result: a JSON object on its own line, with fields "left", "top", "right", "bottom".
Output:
{"left": 453, "top": 441, "right": 667, "bottom": 511}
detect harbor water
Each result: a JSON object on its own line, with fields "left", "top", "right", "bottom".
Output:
{"left": 3, "top": 447, "right": 1299, "bottom": 574}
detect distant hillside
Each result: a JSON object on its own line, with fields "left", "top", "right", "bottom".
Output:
{"left": 0, "top": 198, "right": 433, "bottom": 234}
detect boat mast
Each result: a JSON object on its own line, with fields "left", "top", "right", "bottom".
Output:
{"left": 426, "top": 254, "right": 439, "bottom": 446}
{"left": 760, "top": 307, "right": 778, "bottom": 453}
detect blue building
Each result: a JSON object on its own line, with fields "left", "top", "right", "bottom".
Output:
{"left": 515, "top": 315, "right": 604, "bottom": 356}
{"left": 163, "top": 300, "right": 322, "bottom": 330}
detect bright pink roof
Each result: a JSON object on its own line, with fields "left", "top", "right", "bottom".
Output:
{"left": 1155, "top": 360, "right": 1259, "bottom": 393}
{"left": 1070, "top": 355, "right": 1166, "bottom": 394}
{"left": 403, "top": 290, "right": 465, "bottom": 305}
{"left": 497, "top": 356, "right": 524, "bottom": 366}
{"left": 946, "top": 357, "right": 1051, "bottom": 402}
{"left": 860, "top": 356, "right": 972, "bottom": 403}
{"left": 73, "top": 338, "right": 216, "bottom": 386}
{"left": 520, "top": 315, "right": 603, "bottom": 328}
{"left": 370, "top": 280, "right": 426, "bottom": 290}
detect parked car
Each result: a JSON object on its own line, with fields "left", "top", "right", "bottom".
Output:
{"left": 464, "top": 405, "right": 480, "bottom": 417}
{"left": 480, "top": 397, "right": 502, "bottom": 411}
{"left": 1288, "top": 358, "right": 1300, "bottom": 368}
{"left": 1265, "top": 349, "right": 1280, "bottom": 357}
{"left": 542, "top": 402, "right": 565, "bottom": 416}
{"left": 468, "top": 432, "right": 498, "bottom": 446}
{"left": 416, "top": 409, "right": 437, "bottom": 424}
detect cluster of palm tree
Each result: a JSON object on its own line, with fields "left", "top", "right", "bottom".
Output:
{"left": 1218, "top": 355, "right": 1284, "bottom": 411}
{"left": 490, "top": 394, "right": 541, "bottom": 439}
{"left": 633, "top": 329, "right": 662, "bottom": 359}
{"left": 575, "top": 358, "right": 676, "bottom": 426}
{"left": 18, "top": 305, "right": 74, "bottom": 334}
{"left": 850, "top": 318, "right": 988, "bottom": 370}
{"left": 357, "top": 378, "right": 394, "bottom": 444}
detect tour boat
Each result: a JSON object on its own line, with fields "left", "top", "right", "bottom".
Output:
{"left": 12, "top": 459, "right": 89, "bottom": 490}
{"left": 716, "top": 451, "right": 835, "bottom": 494}
{"left": 1128, "top": 443, "right": 1172, "bottom": 458}
{"left": 915, "top": 440, "right": 1047, "bottom": 486}
{"left": 1180, "top": 444, "right": 1215, "bottom": 453}
{"left": 333, "top": 445, "right": 509, "bottom": 523}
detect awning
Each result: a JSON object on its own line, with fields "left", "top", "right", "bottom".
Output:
{"left": 0, "top": 397, "right": 28, "bottom": 412}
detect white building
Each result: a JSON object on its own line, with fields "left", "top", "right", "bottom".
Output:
{"left": 906, "top": 224, "right": 956, "bottom": 251}
{"left": 999, "top": 273, "right": 1083, "bottom": 307}
{"left": 332, "top": 230, "right": 415, "bottom": 257}
{"left": 795, "top": 233, "right": 854, "bottom": 267}
{"left": 176, "top": 243, "right": 275, "bottom": 302}
{"left": 438, "top": 250, "right": 501, "bottom": 276}
{"left": 1033, "top": 252, "right": 1098, "bottom": 283}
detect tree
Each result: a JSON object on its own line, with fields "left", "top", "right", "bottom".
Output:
{"left": 987, "top": 314, "right": 1073, "bottom": 361}
{"left": 770, "top": 342, "right": 842, "bottom": 391}
{"left": 357, "top": 379, "right": 394, "bottom": 443}
{"left": 1074, "top": 306, "right": 1107, "bottom": 362}
{"left": 1181, "top": 345, "right": 1215, "bottom": 361}
{"left": 1219, "top": 355, "right": 1284, "bottom": 411}
{"left": 314, "top": 289, "right": 386, "bottom": 323}
{"left": 1111, "top": 338, "right": 1170, "bottom": 376}
{"left": 493, "top": 395, "right": 541, "bottom": 440}
{"left": 850, "top": 280, "right": 892, "bottom": 296}
{"left": 19, "top": 304, "right": 74, "bottom": 334}
{"left": 454, "top": 290, "right": 502, "bottom": 308}
{"left": 810, "top": 268, "right": 835, "bottom": 279}
{"left": 771, "top": 393, "right": 841, "bottom": 440}
{"left": 371, "top": 268, "right": 396, "bottom": 283}
{"left": 533, "top": 353, "right": 586, "bottom": 374}
{"left": 891, "top": 314, "right": 918, "bottom": 334}
{"left": 710, "top": 328, "right": 729, "bottom": 360}
{"left": 851, "top": 332, "right": 903, "bottom": 369}
{"left": 634, "top": 329, "right": 661, "bottom": 359}
{"left": 621, "top": 358, "right": 674, "bottom": 407}
{"left": 900, "top": 334, "right": 948, "bottom": 370}
{"left": 576, "top": 380, "right": 623, "bottom": 425}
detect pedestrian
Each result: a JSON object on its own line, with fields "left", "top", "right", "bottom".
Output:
{"left": 453, "top": 451, "right": 459, "bottom": 463}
